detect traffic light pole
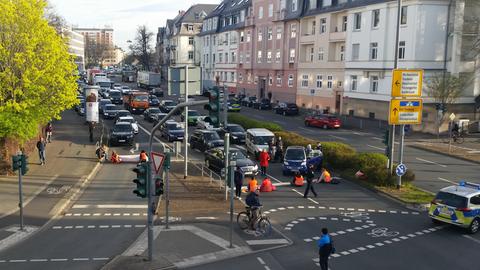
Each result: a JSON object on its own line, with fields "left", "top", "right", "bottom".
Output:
{"left": 146, "top": 162, "right": 153, "bottom": 261}
{"left": 164, "top": 151, "right": 171, "bottom": 229}
{"left": 224, "top": 133, "right": 230, "bottom": 201}
{"left": 394, "top": 0, "right": 404, "bottom": 189}
{"left": 184, "top": 65, "right": 189, "bottom": 179}
{"left": 229, "top": 154, "right": 236, "bottom": 249}
{"left": 18, "top": 163, "right": 24, "bottom": 231}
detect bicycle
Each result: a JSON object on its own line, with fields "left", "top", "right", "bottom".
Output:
{"left": 237, "top": 206, "right": 272, "bottom": 235}
{"left": 442, "top": 130, "right": 465, "bottom": 144}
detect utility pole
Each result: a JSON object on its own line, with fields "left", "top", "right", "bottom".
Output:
{"left": 229, "top": 152, "right": 236, "bottom": 249}
{"left": 184, "top": 65, "right": 189, "bottom": 179}
{"left": 224, "top": 133, "right": 230, "bottom": 201}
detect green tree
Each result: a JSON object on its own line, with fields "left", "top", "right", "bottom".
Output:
{"left": 0, "top": 0, "right": 78, "bottom": 142}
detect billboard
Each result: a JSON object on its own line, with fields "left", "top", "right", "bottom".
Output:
{"left": 84, "top": 86, "right": 99, "bottom": 123}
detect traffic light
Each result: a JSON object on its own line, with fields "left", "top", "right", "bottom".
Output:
{"left": 132, "top": 163, "right": 149, "bottom": 198}
{"left": 154, "top": 177, "right": 164, "bottom": 196}
{"left": 204, "top": 86, "right": 220, "bottom": 128}
{"left": 12, "top": 155, "right": 21, "bottom": 171}
{"left": 382, "top": 129, "right": 389, "bottom": 145}
{"left": 20, "top": 154, "right": 28, "bottom": 175}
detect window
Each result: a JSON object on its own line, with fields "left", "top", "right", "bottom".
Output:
{"left": 246, "top": 53, "right": 250, "bottom": 63}
{"left": 275, "top": 50, "right": 281, "bottom": 62}
{"left": 225, "top": 52, "right": 228, "bottom": 63}
{"left": 399, "top": 41, "right": 406, "bottom": 59}
{"left": 370, "top": 42, "right": 378, "bottom": 60}
{"left": 225, "top": 33, "right": 229, "bottom": 45}
{"left": 213, "top": 53, "right": 216, "bottom": 63}
{"left": 258, "top": 30, "right": 263, "bottom": 41}
{"left": 340, "top": 45, "right": 345, "bottom": 61}
{"left": 268, "top": 76, "right": 273, "bottom": 85}
{"left": 189, "top": 36, "right": 194, "bottom": 45}
{"left": 213, "top": 35, "right": 216, "bottom": 45}
{"left": 372, "top": 9, "right": 380, "bottom": 28}
{"left": 288, "top": 74, "right": 294, "bottom": 87}
{"left": 187, "top": 24, "right": 194, "bottom": 31}
{"left": 206, "top": 37, "right": 210, "bottom": 46}
{"left": 230, "top": 72, "right": 235, "bottom": 82}
{"left": 276, "top": 28, "right": 283, "bottom": 40}
{"left": 318, "top": 47, "right": 324, "bottom": 61}
{"left": 320, "top": 18, "right": 326, "bottom": 33}
{"left": 268, "top": 4, "right": 273, "bottom": 17}
{"left": 238, "top": 73, "right": 243, "bottom": 82}
{"left": 401, "top": 6, "right": 407, "bottom": 25}
{"left": 311, "top": 20, "right": 316, "bottom": 35}
{"left": 267, "top": 51, "right": 272, "bottom": 63}
{"left": 354, "top": 13, "right": 361, "bottom": 30}
{"left": 337, "top": 81, "right": 342, "bottom": 87}
{"left": 289, "top": 49, "right": 295, "bottom": 62}
{"left": 240, "top": 10, "right": 245, "bottom": 22}
{"left": 280, "top": 0, "right": 286, "bottom": 9}
{"left": 290, "top": 24, "right": 297, "bottom": 38}
{"left": 231, "top": 52, "right": 236, "bottom": 63}
{"left": 327, "top": 76, "right": 333, "bottom": 89}
{"left": 257, "top": 51, "right": 262, "bottom": 63}
{"left": 258, "top": 6, "right": 263, "bottom": 19}
{"left": 240, "top": 31, "right": 244, "bottom": 42}
{"left": 188, "top": 51, "right": 194, "bottom": 60}
{"left": 301, "top": 74, "right": 309, "bottom": 87}
{"left": 351, "top": 75, "right": 357, "bottom": 91}
{"left": 309, "top": 47, "right": 314, "bottom": 62}
{"left": 276, "top": 74, "right": 282, "bottom": 86}
{"left": 219, "top": 53, "right": 223, "bottom": 62}
{"left": 316, "top": 75, "right": 323, "bottom": 88}
{"left": 309, "top": 0, "right": 316, "bottom": 10}
{"left": 352, "top": 44, "right": 359, "bottom": 60}
{"left": 342, "top": 16, "right": 347, "bottom": 31}
{"left": 292, "top": 0, "right": 297, "bottom": 12}
{"left": 239, "top": 53, "right": 243, "bottom": 63}
{"left": 370, "top": 76, "right": 379, "bottom": 93}
{"left": 267, "top": 28, "right": 273, "bottom": 40}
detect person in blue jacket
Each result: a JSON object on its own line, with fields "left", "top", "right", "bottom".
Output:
{"left": 317, "top": 227, "right": 334, "bottom": 270}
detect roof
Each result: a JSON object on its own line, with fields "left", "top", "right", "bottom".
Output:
{"left": 440, "top": 183, "right": 480, "bottom": 198}
{"left": 303, "top": 0, "right": 390, "bottom": 18}
{"left": 246, "top": 128, "right": 275, "bottom": 136}
{"left": 176, "top": 4, "right": 217, "bottom": 25}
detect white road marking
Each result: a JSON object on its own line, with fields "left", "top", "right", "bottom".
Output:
{"left": 438, "top": 177, "right": 457, "bottom": 185}
{"left": 372, "top": 137, "right": 382, "bottom": 141}
{"left": 367, "top": 144, "right": 384, "bottom": 150}
{"left": 299, "top": 127, "right": 314, "bottom": 133}
{"left": 50, "top": 258, "right": 68, "bottom": 262}
{"left": 416, "top": 157, "right": 447, "bottom": 168}
{"left": 266, "top": 174, "right": 283, "bottom": 183}
{"left": 93, "top": 257, "right": 110, "bottom": 261}
{"left": 247, "top": 239, "right": 290, "bottom": 245}
{"left": 73, "top": 258, "right": 89, "bottom": 261}
{"left": 195, "top": 217, "right": 217, "bottom": 220}
{"left": 257, "top": 257, "right": 265, "bottom": 264}
{"left": 463, "top": 235, "right": 480, "bottom": 245}
{"left": 9, "top": 259, "right": 27, "bottom": 262}
{"left": 30, "top": 259, "right": 48, "bottom": 262}
{"left": 72, "top": 204, "right": 147, "bottom": 209}
{"left": 308, "top": 198, "right": 319, "bottom": 204}
{"left": 329, "top": 135, "right": 347, "bottom": 141}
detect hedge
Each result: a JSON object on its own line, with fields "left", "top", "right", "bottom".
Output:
{"left": 228, "top": 113, "right": 283, "bottom": 131}
{"left": 353, "top": 153, "right": 415, "bottom": 186}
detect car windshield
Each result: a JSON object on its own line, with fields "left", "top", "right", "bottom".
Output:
{"left": 118, "top": 112, "right": 130, "bottom": 117}
{"left": 188, "top": 111, "right": 199, "bottom": 116}
{"left": 113, "top": 124, "right": 132, "bottom": 132}
{"left": 434, "top": 192, "right": 468, "bottom": 208}
{"left": 98, "top": 82, "right": 111, "bottom": 88}
{"left": 285, "top": 148, "right": 306, "bottom": 160}
{"left": 230, "top": 149, "right": 246, "bottom": 159}
{"left": 287, "top": 104, "right": 297, "bottom": 108}
{"left": 165, "top": 101, "right": 176, "bottom": 106}
{"left": 110, "top": 92, "right": 121, "bottom": 98}
{"left": 149, "top": 108, "right": 161, "bottom": 114}
{"left": 229, "top": 126, "right": 244, "bottom": 133}
{"left": 120, "top": 118, "right": 134, "bottom": 123}
{"left": 204, "top": 132, "right": 220, "bottom": 141}
{"left": 134, "top": 95, "right": 148, "bottom": 102}
{"left": 253, "top": 136, "right": 274, "bottom": 145}
{"left": 105, "top": 105, "right": 116, "bottom": 110}
{"left": 167, "top": 123, "right": 182, "bottom": 130}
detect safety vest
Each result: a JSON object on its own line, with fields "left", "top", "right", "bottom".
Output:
{"left": 324, "top": 170, "right": 331, "bottom": 183}
{"left": 294, "top": 175, "right": 304, "bottom": 186}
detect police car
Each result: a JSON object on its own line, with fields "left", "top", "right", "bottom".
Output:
{"left": 429, "top": 182, "right": 480, "bottom": 234}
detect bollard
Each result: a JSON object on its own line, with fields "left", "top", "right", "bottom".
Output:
{"left": 360, "top": 119, "right": 363, "bottom": 129}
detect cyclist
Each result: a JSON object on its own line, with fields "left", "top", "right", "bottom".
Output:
{"left": 245, "top": 189, "right": 262, "bottom": 229}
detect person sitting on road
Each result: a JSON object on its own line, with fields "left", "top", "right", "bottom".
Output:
{"left": 248, "top": 175, "right": 258, "bottom": 192}
{"left": 139, "top": 150, "right": 148, "bottom": 163}
{"left": 292, "top": 171, "right": 304, "bottom": 187}
{"left": 317, "top": 168, "right": 332, "bottom": 183}
{"left": 96, "top": 145, "right": 107, "bottom": 162}
{"left": 110, "top": 151, "right": 121, "bottom": 163}
{"left": 260, "top": 176, "right": 274, "bottom": 192}
{"left": 245, "top": 189, "right": 262, "bottom": 228}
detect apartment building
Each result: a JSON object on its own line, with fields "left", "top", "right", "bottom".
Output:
{"left": 64, "top": 27, "right": 85, "bottom": 71}
{"left": 73, "top": 27, "right": 116, "bottom": 67}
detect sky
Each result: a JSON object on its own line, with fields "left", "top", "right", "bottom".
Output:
{"left": 49, "top": 0, "right": 220, "bottom": 50}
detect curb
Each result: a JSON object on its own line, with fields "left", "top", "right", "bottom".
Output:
{"left": 409, "top": 143, "right": 480, "bottom": 165}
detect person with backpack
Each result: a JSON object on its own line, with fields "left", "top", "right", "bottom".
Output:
{"left": 317, "top": 227, "right": 335, "bottom": 270}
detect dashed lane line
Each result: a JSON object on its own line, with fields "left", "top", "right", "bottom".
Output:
{"left": 285, "top": 215, "right": 374, "bottom": 231}
{"left": 72, "top": 204, "right": 147, "bottom": 209}
{"left": 52, "top": 224, "right": 146, "bottom": 230}
{"left": 367, "top": 144, "right": 384, "bottom": 151}
{"left": 437, "top": 177, "right": 457, "bottom": 185}
{"left": 263, "top": 205, "right": 419, "bottom": 216}
{"left": 303, "top": 223, "right": 376, "bottom": 240}
{"left": 415, "top": 157, "right": 447, "bottom": 168}
{"left": 65, "top": 212, "right": 148, "bottom": 217}
{"left": 0, "top": 258, "right": 110, "bottom": 263}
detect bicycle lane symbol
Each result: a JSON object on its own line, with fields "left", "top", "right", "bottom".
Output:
{"left": 46, "top": 185, "right": 71, "bottom": 195}
{"left": 367, "top": 227, "right": 399, "bottom": 238}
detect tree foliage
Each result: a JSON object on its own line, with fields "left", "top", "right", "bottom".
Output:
{"left": 0, "top": 0, "right": 78, "bottom": 143}
{"left": 129, "top": 25, "right": 154, "bottom": 71}
{"left": 426, "top": 73, "right": 465, "bottom": 107}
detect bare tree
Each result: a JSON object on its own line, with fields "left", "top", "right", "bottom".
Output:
{"left": 44, "top": 2, "right": 67, "bottom": 35}
{"left": 85, "top": 37, "right": 114, "bottom": 68}
{"left": 129, "top": 25, "right": 154, "bottom": 71}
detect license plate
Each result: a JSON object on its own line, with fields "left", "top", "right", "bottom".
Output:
{"left": 118, "top": 139, "right": 125, "bottom": 142}
{"left": 334, "top": 125, "right": 340, "bottom": 127}
{"left": 177, "top": 137, "right": 184, "bottom": 140}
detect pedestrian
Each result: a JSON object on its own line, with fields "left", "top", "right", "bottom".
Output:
{"left": 88, "top": 122, "right": 94, "bottom": 143}
{"left": 234, "top": 167, "right": 244, "bottom": 198}
{"left": 317, "top": 227, "right": 334, "bottom": 270}
{"left": 45, "top": 122, "right": 53, "bottom": 143}
{"left": 259, "top": 149, "right": 270, "bottom": 175}
{"left": 303, "top": 164, "right": 317, "bottom": 198}
{"left": 248, "top": 175, "right": 258, "bottom": 192}
{"left": 275, "top": 137, "right": 284, "bottom": 162}
{"left": 139, "top": 150, "right": 148, "bottom": 163}
{"left": 315, "top": 142, "right": 323, "bottom": 151}
{"left": 36, "top": 137, "right": 46, "bottom": 165}
{"left": 306, "top": 144, "right": 312, "bottom": 157}
{"left": 268, "top": 138, "right": 275, "bottom": 159}
{"left": 110, "top": 151, "right": 121, "bottom": 163}
{"left": 95, "top": 144, "right": 107, "bottom": 162}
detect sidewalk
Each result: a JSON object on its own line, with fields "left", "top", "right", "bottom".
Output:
{"left": 411, "top": 139, "right": 480, "bottom": 164}
{"left": 102, "top": 161, "right": 290, "bottom": 270}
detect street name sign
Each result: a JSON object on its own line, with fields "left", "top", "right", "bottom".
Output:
{"left": 389, "top": 99, "right": 423, "bottom": 125}
{"left": 151, "top": 152, "right": 166, "bottom": 174}
{"left": 391, "top": 69, "right": 423, "bottom": 97}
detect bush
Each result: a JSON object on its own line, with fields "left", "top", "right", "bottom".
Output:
{"left": 273, "top": 131, "right": 316, "bottom": 148}
{"left": 354, "top": 152, "right": 392, "bottom": 186}
{"left": 321, "top": 142, "right": 357, "bottom": 170}
{"left": 227, "top": 113, "right": 283, "bottom": 131}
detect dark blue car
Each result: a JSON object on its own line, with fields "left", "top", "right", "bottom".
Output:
{"left": 282, "top": 146, "right": 307, "bottom": 175}
{"left": 160, "top": 121, "right": 184, "bottom": 142}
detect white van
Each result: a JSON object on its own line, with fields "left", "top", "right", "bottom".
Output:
{"left": 245, "top": 128, "right": 275, "bottom": 158}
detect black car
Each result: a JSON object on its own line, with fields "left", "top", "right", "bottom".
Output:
{"left": 144, "top": 107, "right": 162, "bottom": 122}
{"left": 160, "top": 121, "right": 185, "bottom": 142}
{"left": 152, "top": 113, "right": 168, "bottom": 125}
{"left": 103, "top": 104, "right": 118, "bottom": 119}
{"left": 159, "top": 100, "right": 177, "bottom": 113}
{"left": 189, "top": 130, "right": 224, "bottom": 152}
{"left": 149, "top": 95, "right": 160, "bottom": 107}
{"left": 253, "top": 98, "right": 272, "bottom": 110}
{"left": 109, "top": 90, "right": 123, "bottom": 105}
{"left": 241, "top": 96, "right": 257, "bottom": 107}
{"left": 109, "top": 122, "right": 134, "bottom": 146}
{"left": 114, "top": 110, "right": 132, "bottom": 122}
{"left": 205, "top": 147, "right": 258, "bottom": 176}
{"left": 274, "top": 102, "right": 299, "bottom": 116}
{"left": 218, "top": 124, "right": 246, "bottom": 144}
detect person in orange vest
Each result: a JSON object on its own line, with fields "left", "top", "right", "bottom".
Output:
{"left": 259, "top": 149, "right": 270, "bottom": 175}
{"left": 260, "top": 176, "right": 274, "bottom": 192}
{"left": 110, "top": 151, "right": 121, "bottom": 163}
{"left": 139, "top": 150, "right": 148, "bottom": 163}
{"left": 291, "top": 171, "right": 304, "bottom": 187}
{"left": 248, "top": 175, "right": 258, "bottom": 192}
{"left": 318, "top": 168, "right": 332, "bottom": 183}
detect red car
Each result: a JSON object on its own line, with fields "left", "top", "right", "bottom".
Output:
{"left": 304, "top": 114, "right": 341, "bottom": 129}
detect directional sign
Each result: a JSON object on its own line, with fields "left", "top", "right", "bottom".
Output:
{"left": 151, "top": 152, "right": 166, "bottom": 174}
{"left": 389, "top": 99, "right": 423, "bottom": 125}
{"left": 396, "top": 164, "right": 407, "bottom": 177}
{"left": 391, "top": 69, "right": 423, "bottom": 97}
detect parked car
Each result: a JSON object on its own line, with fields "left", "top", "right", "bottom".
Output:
{"left": 253, "top": 98, "right": 272, "bottom": 110}
{"left": 120, "top": 86, "right": 131, "bottom": 94}
{"left": 282, "top": 146, "right": 307, "bottom": 175}
{"left": 304, "top": 114, "right": 341, "bottom": 129}
{"left": 149, "top": 95, "right": 160, "bottom": 107}
{"left": 227, "top": 99, "right": 241, "bottom": 112}
{"left": 152, "top": 113, "right": 168, "bottom": 126}
{"left": 204, "top": 147, "right": 258, "bottom": 176}
{"left": 275, "top": 102, "right": 299, "bottom": 116}
{"left": 144, "top": 107, "right": 162, "bottom": 122}
{"left": 109, "top": 122, "right": 134, "bottom": 146}
{"left": 241, "top": 96, "right": 257, "bottom": 107}
{"left": 245, "top": 128, "right": 275, "bottom": 159}
{"left": 181, "top": 110, "right": 202, "bottom": 126}
{"left": 116, "top": 116, "right": 139, "bottom": 134}
{"left": 99, "top": 99, "right": 112, "bottom": 114}
{"left": 189, "top": 130, "right": 224, "bottom": 152}
{"left": 160, "top": 100, "right": 177, "bottom": 113}
{"left": 160, "top": 121, "right": 185, "bottom": 142}
{"left": 218, "top": 124, "right": 246, "bottom": 144}
{"left": 109, "top": 90, "right": 123, "bottom": 105}
{"left": 103, "top": 104, "right": 118, "bottom": 119}
{"left": 114, "top": 110, "right": 132, "bottom": 122}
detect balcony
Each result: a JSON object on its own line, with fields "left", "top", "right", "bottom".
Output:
{"left": 329, "top": 31, "right": 346, "bottom": 42}
{"left": 299, "top": 33, "right": 315, "bottom": 44}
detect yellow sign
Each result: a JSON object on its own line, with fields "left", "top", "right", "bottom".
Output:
{"left": 389, "top": 99, "right": 423, "bottom": 125}
{"left": 391, "top": 69, "right": 423, "bottom": 97}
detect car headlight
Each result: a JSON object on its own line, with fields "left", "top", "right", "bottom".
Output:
{"left": 253, "top": 164, "right": 258, "bottom": 170}
{"left": 232, "top": 136, "right": 238, "bottom": 139}
{"left": 301, "top": 161, "right": 307, "bottom": 166}
{"left": 284, "top": 161, "right": 289, "bottom": 166}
